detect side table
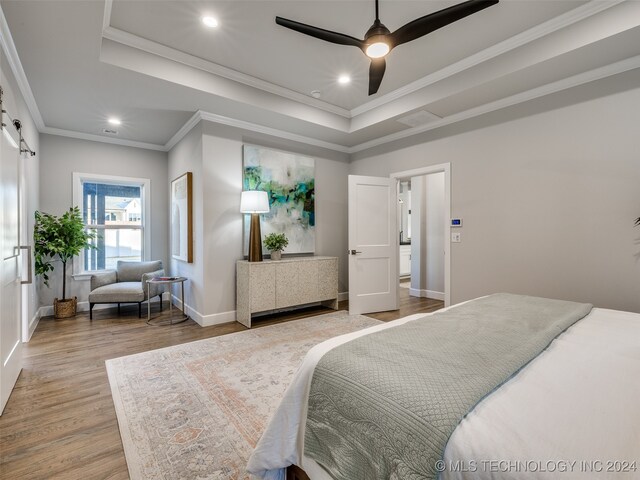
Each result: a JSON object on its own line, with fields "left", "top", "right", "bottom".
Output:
{"left": 146, "top": 276, "right": 189, "bottom": 325}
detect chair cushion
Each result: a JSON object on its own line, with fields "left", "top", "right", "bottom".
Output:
{"left": 117, "top": 260, "right": 163, "bottom": 282}
{"left": 88, "top": 282, "right": 145, "bottom": 303}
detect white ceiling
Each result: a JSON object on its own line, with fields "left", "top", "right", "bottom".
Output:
{"left": 2, "top": 0, "right": 640, "bottom": 153}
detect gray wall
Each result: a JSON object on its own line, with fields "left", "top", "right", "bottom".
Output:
{"left": 351, "top": 81, "right": 640, "bottom": 312}
{"left": 168, "top": 124, "right": 204, "bottom": 318}
{"left": 410, "top": 173, "right": 445, "bottom": 297}
{"left": 168, "top": 120, "right": 350, "bottom": 325}
{"left": 38, "top": 134, "right": 168, "bottom": 307}
{"left": 425, "top": 172, "right": 445, "bottom": 295}
{"left": 2, "top": 53, "right": 40, "bottom": 336}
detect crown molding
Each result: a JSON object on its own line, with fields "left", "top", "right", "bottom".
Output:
{"left": 351, "top": 0, "right": 626, "bottom": 117}
{"left": 164, "top": 111, "right": 202, "bottom": 151}
{"left": 102, "top": 0, "right": 113, "bottom": 32}
{"left": 199, "top": 111, "right": 350, "bottom": 153}
{"left": 164, "top": 110, "right": 351, "bottom": 153}
{"left": 0, "top": 4, "right": 45, "bottom": 130}
{"left": 348, "top": 54, "right": 640, "bottom": 154}
{"left": 2, "top": 0, "right": 636, "bottom": 158}
{"left": 101, "top": 26, "right": 352, "bottom": 120}
{"left": 41, "top": 126, "right": 167, "bottom": 151}
{"left": 101, "top": 0, "right": 625, "bottom": 122}
{"left": 101, "top": 0, "right": 350, "bottom": 119}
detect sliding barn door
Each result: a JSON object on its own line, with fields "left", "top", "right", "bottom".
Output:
{"left": 0, "top": 107, "right": 23, "bottom": 414}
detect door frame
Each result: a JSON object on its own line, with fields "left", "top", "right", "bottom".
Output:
{"left": 390, "top": 163, "right": 451, "bottom": 307}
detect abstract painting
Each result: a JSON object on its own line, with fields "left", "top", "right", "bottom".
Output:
{"left": 243, "top": 145, "right": 315, "bottom": 255}
{"left": 171, "top": 172, "right": 193, "bottom": 262}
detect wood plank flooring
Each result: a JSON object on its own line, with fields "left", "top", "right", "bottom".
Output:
{"left": 0, "top": 290, "right": 442, "bottom": 480}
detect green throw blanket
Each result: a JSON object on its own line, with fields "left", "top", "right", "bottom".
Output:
{"left": 304, "top": 293, "right": 592, "bottom": 480}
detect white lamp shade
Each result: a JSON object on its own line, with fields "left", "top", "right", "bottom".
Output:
{"left": 240, "top": 190, "right": 270, "bottom": 213}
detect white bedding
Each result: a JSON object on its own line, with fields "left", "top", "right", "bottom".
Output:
{"left": 247, "top": 303, "right": 640, "bottom": 480}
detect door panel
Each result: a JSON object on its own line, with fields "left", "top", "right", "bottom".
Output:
{"left": 0, "top": 110, "right": 23, "bottom": 415}
{"left": 348, "top": 175, "right": 398, "bottom": 315}
{"left": 250, "top": 263, "right": 276, "bottom": 312}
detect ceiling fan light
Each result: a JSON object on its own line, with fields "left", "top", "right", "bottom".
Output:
{"left": 366, "top": 41, "right": 390, "bottom": 58}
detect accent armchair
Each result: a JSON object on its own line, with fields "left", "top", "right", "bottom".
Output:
{"left": 88, "top": 260, "right": 165, "bottom": 319}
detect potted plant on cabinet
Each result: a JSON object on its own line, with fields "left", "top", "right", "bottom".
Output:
{"left": 263, "top": 233, "right": 288, "bottom": 260}
{"left": 34, "top": 207, "right": 95, "bottom": 318}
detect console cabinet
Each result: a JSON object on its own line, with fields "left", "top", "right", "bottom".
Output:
{"left": 236, "top": 256, "right": 339, "bottom": 328}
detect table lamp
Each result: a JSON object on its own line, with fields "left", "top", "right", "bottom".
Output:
{"left": 240, "top": 190, "right": 270, "bottom": 262}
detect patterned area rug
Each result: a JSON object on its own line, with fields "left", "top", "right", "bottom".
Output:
{"left": 106, "top": 311, "right": 380, "bottom": 480}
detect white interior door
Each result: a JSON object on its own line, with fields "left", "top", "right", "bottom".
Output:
{"left": 348, "top": 175, "right": 398, "bottom": 314}
{"left": 0, "top": 110, "right": 23, "bottom": 415}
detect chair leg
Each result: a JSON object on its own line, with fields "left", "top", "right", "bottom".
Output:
{"left": 159, "top": 294, "right": 163, "bottom": 311}
{"left": 118, "top": 303, "right": 121, "bottom": 315}
{"left": 90, "top": 303, "right": 94, "bottom": 320}
{"left": 138, "top": 302, "right": 142, "bottom": 318}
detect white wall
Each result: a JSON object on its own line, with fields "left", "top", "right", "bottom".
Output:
{"left": 409, "top": 172, "right": 444, "bottom": 299}
{"left": 38, "top": 134, "right": 168, "bottom": 308}
{"left": 351, "top": 78, "right": 640, "bottom": 312}
{"left": 2, "top": 53, "right": 40, "bottom": 339}
{"left": 410, "top": 175, "right": 426, "bottom": 292}
{"left": 425, "top": 172, "right": 445, "bottom": 295}
{"left": 168, "top": 120, "right": 350, "bottom": 326}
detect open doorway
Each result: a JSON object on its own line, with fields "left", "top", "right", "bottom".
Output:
{"left": 392, "top": 164, "right": 451, "bottom": 307}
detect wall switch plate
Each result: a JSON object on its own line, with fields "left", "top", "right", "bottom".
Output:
{"left": 451, "top": 232, "right": 461, "bottom": 243}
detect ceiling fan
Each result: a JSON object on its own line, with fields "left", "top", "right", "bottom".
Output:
{"left": 276, "top": 0, "right": 499, "bottom": 96}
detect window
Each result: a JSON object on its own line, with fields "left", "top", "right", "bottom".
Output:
{"left": 73, "top": 173, "right": 150, "bottom": 273}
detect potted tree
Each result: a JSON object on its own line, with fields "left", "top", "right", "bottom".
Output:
{"left": 34, "top": 207, "right": 95, "bottom": 318}
{"left": 263, "top": 233, "right": 288, "bottom": 260}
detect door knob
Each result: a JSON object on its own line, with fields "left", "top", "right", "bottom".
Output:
{"left": 348, "top": 249, "right": 363, "bottom": 255}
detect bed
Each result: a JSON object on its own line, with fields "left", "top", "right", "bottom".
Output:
{"left": 247, "top": 294, "right": 640, "bottom": 480}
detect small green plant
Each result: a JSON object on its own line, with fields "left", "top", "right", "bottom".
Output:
{"left": 34, "top": 207, "right": 96, "bottom": 300}
{"left": 263, "top": 232, "right": 289, "bottom": 252}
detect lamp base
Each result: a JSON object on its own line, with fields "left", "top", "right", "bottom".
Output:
{"left": 248, "top": 213, "right": 263, "bottom": 262}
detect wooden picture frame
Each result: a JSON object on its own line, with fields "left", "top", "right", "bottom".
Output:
{"left": 171, "top": 172, "right": 193, "bottom": 263}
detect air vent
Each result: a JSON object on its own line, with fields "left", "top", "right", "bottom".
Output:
{"left": 396, "top": 110, "right": 441, "bottom": 128}
{"left": 102, "top": 128, "right": 118, "bottom": 135}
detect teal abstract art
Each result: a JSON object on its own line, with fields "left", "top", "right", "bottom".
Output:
{"left": 243, "top": 145, "right": 315, "bottom": 255}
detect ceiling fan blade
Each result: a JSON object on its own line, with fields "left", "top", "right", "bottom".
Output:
{"left": 276, "top": 17, "right": 364, "bottom": 48}
{"left": 369, "top": 58, "right": 386, "bottom": 95}
{"left": 390, "top": 0, "right": 499, "bottom": 47}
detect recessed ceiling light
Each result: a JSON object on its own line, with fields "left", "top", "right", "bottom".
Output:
{"left": 310, "top": 90, "right": 321, "bottom": 99}
{"left": 202, "top": 16, "right": 219, "bottom": 28}
{"left": 338, "top": 74, "right": 351, "bottom": 85}
{"left": 108, "top": 117, "right": 121, "bottom": 126}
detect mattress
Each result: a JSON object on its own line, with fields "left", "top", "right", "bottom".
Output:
{"left": 248, "top": 303, "right": 640, "bottom": 480}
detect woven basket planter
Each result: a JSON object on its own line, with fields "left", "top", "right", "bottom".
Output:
{"left": 54, "top": 297, "right": 78, "bottom": 319}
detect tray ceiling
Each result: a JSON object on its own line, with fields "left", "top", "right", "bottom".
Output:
{"left": 2, "top": 0, "right": 640, "bottom": 153}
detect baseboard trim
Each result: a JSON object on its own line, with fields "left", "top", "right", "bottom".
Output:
{"left": 338, "top": 291, "right": 348, "bottom": 302}
{"left": 409, "top": 288, "right": 445, "bottom": 301}
{"left": 27, "top": 309, "right": 42, "bottom": 341}
{"left": 170, "top": 294, "right": 236, "bottom": 327}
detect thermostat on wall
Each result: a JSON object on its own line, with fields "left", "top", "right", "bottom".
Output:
{"left": 451, "top": 218, "right": 462, "bottom": 227}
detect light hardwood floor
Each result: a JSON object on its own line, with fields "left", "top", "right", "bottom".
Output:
{"left": 0, "top": 289, "right": 443, "bottom": 480}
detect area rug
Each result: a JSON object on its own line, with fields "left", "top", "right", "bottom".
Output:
{"left": 106, "top": 311, "right": 380, "bottom": 480}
